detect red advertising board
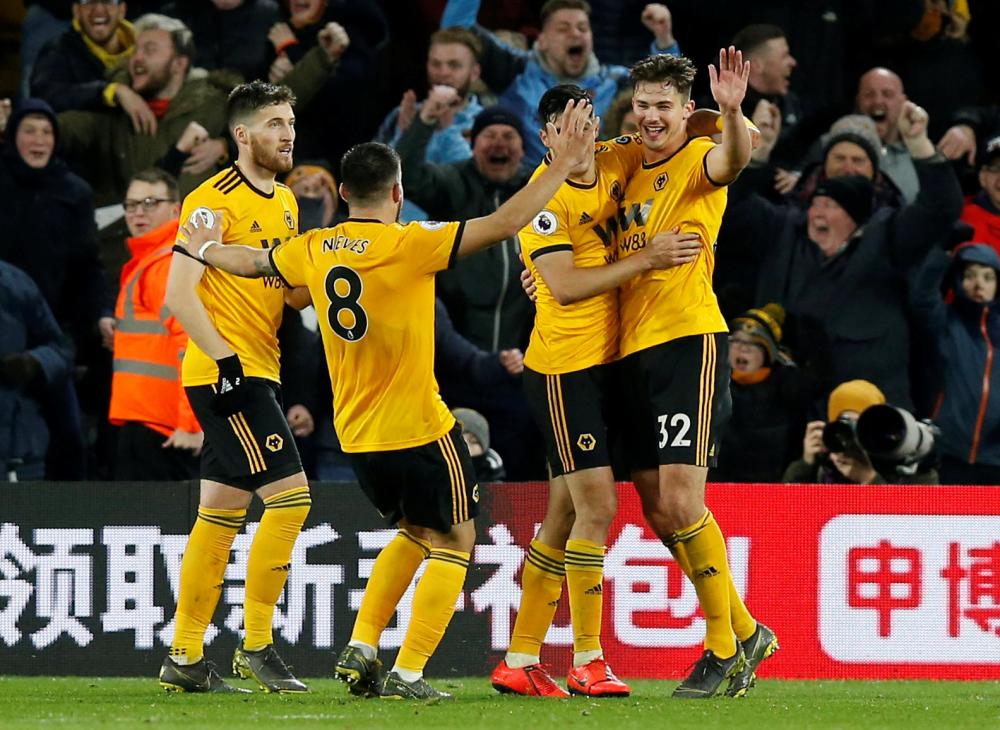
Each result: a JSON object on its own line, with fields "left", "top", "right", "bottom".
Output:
{"left": 486, "top": 482, "right": 1000, "bottom": 680}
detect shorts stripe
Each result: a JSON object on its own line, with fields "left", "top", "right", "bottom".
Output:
{"left": 546, "top": 374, "right": 575, "bottom": 473}
{"left": 229, "top": 414, "right": 263, "bottom": 474}
{"left": 237, "top": 413, "right": 267, "bottom": 470}
{"left": 444, "top": 435, "right": 469, "bottom": 522}
{"left": 437, "top": 435, "right": 468, "bottom": 524}
{"left": 696, "top": 335, "right": 717, "bottom": 467}
{"left": 436, "top": 438, "right": 459, "bottom": 524}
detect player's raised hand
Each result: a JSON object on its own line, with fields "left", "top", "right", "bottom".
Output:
{"left": 645, "top": 226, "right": 702, "bottom": 269}
{"left": 547, "top": 99, "right": 596, "bottom": 170}
{"left": 709, "top": 46, "right": 750, "bottom": 114}
{"left": 318, "top": 22, "right": 350, "bottom": 62}
{"left": 177, "top": 208, "right": 224, "bottom": 262}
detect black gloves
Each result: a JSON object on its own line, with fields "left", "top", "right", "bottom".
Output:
{"left": 213, "top": 354, "right": 249, "bottom": 416}
{"left": 0, "top": 353, "right": 42, "bottom": 389}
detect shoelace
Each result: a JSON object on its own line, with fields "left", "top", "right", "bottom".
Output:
{"left": 682, "top": 651, "right": 719, "bottom": 682}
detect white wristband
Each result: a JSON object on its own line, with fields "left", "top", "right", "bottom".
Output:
{"left": 197, "top": 240, "right": 220, "bottom": 262}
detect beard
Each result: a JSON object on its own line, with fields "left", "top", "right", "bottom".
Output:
{"left": 249, "top": 134, "right": 293, "bottom": 174}
{"left": 134, "top": 64, "right": 173, "bottom": 99}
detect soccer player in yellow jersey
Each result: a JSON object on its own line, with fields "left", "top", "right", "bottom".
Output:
{"left": 158, "top": 82, "right": 312, "bottom": 695}
{"left": 175, "top": 99, "right": 596, "bottom": 699}
{"left": 603, "top": 50, "right": 779, "bottom": 698}
{"left": 490, "top": 84, "right": 701, "bottom": 699}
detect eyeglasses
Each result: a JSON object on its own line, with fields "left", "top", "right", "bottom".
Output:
{"left": 123, "top": 197, "right": 173, "bottom": 213}
{"left": 982, "top": 164, "right": 1000, "bottom": 175}
{"left": 728, "top": 336, "right": 764, "bottom": 350}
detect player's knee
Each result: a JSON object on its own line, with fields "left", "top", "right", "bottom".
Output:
{"left": 428, "top": 519, "right": 476, "bottom": 553}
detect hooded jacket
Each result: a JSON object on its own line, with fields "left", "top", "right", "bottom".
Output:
{"left": 0, "top": 99, "right": 111, "bottom": 337}
{"left": 917, "top": 244, "right": 1000, "bottom": 466}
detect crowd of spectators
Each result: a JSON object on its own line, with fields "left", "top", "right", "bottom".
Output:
{"left": 3, "top": 0, "right": 1000, "bottom": 485}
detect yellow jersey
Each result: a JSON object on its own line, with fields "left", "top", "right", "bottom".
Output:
{"left": 607, "top": 135, "right": 728, "bottom": 357}
{"left": 270, "top": 218, "right": 463, "bottom": 452}
{"left": 519, "top": 150, "right": 632, "bottom": 374}
{"left": 178, "top": 165, "right": 299, "bottom": 385}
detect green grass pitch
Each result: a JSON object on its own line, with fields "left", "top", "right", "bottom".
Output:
{"left": 1, "top": 677, "right": 997, "bottom": 729}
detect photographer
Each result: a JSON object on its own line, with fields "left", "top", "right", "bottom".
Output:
{"left": 783, "top": 379, "right": 939, "bottom": 485}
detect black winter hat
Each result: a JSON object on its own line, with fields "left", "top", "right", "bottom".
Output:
{"left": 823, "top": 131, "right": 880, "bottom": 174}
{"left": 470, "top": 107, "right": 525, "bottom": 146}
{"left": 813, "top": 175, "right": 875, "bottom": 227}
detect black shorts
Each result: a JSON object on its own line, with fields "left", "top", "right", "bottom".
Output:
{"left": 347, "top": 424, "right": 480, "bottom": 533}
{"left": 620, "top": 333, "right": 731, "bottom": 470}
{"left": 185, "top": 378, "right": 303, "bottom": 491}
{"left": 523, "top": 364, "right": 614, "bottom": 478}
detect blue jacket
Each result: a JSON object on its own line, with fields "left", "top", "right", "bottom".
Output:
{"left": 0, "top": 261, "right": 73, "bottom": 470}
{"left": 376, "top": 94, "right": 484, "bottom": 165}
{"left": 915, "top": 244, "right": 1000, "bottom": 466}
{"left": 442, "top": 0, "right": 678, "bottom": 163}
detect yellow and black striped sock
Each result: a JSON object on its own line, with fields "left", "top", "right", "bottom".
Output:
{"left": 395, "top": 548, "right": 469, "bottom": 674}
{"left": 170, "top": 506, "right": 246, "bottom": 665}
{"left": 669, "top": 538, "right": 756, "bottom": 642}
{"left": 565, "top": 538, "right": 605, "bottom": 657}
{"left": 243, "top": 486, "right": 311, "bottom": 651}
{"left": 670, "top": 511, "right": 736, "bottom": 658}
{"left": 508, "top": 539, "right": 565, "bottom": 657}
{"left": 351, "top": 529, "right": 431, "bottom": 647}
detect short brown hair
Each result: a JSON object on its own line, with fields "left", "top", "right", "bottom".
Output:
{"left": 629, "top": 54, "right": 697, "bottom": 100}
{"left": 429, "top": 27, "right": 483, "bottom": 61}
{"left": 540, "top": 0, "right": 591, "bottom": 26}
{"left": 128, "top": 168, "right": 179, "bottom": 201}
{"left": 227, "top": 80, "right": 296, "bottom": 130}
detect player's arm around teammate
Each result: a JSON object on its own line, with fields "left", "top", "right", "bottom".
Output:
{"left": 175, "top": 98, "right": 598, "bottom": 278}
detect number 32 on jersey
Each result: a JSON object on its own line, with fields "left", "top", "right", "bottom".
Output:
{"left": 325, "top": 265, "right": 368, "bottom": 341}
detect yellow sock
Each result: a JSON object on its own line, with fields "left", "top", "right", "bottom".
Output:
{"left": 243, "top": 486, "right": 311, "bottom": 651}
{"left": 170, "top": 506, "right": 246, "bottom": 664}
{"left": 728, "top": 576, "right": 756, "bottom": 642}
{"left": 352, "top": 529, "right": 431, "bottom": 647}
{"left": 508, "top": 539, "right": 565, "bottom": 656}
{"left": 564, "top": 538, "right": 605, "bottom": 655}
{"left": 672, "top": 511, "right": 736, "bottom": 658}
{"left": 395, "top": 549, "right": 469, "bottom": 673}
{"left": 670, "top": 539, "right": 756, "bottom": 642}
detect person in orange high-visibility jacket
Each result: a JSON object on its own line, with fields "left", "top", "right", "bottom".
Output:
{"left": 108, "top": 169, "right": 202, "bottom": 479}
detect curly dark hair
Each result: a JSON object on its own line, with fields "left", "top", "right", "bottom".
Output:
{"left": 629, "top": 55, "right": 697, "bottom": 100}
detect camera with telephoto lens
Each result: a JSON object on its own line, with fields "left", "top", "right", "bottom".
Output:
{"left": 855, "top": 404, "right": 938, "bottom": 466}
{"left": 822, "top": 415, "right": 863, "bottom": 457}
